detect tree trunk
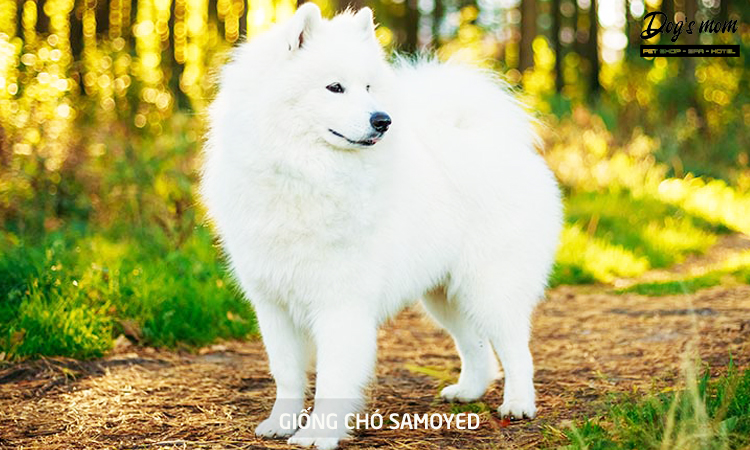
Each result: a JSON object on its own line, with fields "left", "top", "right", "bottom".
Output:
{"left": 432, "top": 0, "right": 444, "bottom": 46}
{"left": 661, "top": 0, "right": 673, "bottom": 45}
{"left": 587, "top": 0, "right": 599, "bottom": 94}
{"left": 239, "top": 0, "right": 248, "bottom": 37}
{"left": 572, "top": 0, "right": 581, "bottom": 55}
{"left": 551, "top": 0, "right": 562, "bottom": 92}
{"left": 682, "top": 0, "right": 697, "bottom": 81}
{"left": 96, "top": 0, "right": 111, "bottom": 35}
{"left": 37, "top": 0, "right": 50, "bottom": 34}
{"left": 625, "top": 0, "right": 640, "bottom": 57}
{"left": 403, "top": 0, "right": 419, "bottom": 52}
{"left": 684, "top": 0, "right": 697, "bottom": 45}
{"left": 662, "top": 0, "right": 673, "bottom": 21}
{"left": 519, "top": 0, "right": 536, "bottom": 71}
{"left": 718, "top": 0, "right": 729, "bottom": 21}
{"left": 70, "top": 3, "right": 83, "bottom": 59}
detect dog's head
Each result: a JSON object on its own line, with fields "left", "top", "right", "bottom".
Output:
{"left": 281, "top": 4, "right": 394, "bottom": 150}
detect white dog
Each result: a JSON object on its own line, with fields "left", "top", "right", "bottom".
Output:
{"left": 200, "top": 4, "right": 562, "bottom": 449}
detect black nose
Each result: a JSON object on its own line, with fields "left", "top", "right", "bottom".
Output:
{"left": 370, "top": 112, "right": 392, "bottom": 133}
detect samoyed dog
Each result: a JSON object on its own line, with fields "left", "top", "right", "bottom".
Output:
{"left": 201, "top": 4, "right": 562, "bottom": 449}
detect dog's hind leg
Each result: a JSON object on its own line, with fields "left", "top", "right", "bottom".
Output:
{"left": 465, "top": 278, "right": 539, "bottom": 419}
{"left": 422, "top": 287, "right": 499, "bottom": 403}
{"left": 252, "top": 300, "right": 311, "bottom": 438}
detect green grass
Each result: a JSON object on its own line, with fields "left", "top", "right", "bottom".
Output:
{"left": 616, "top": 254, "right": 750, "bottom": 296}
{"left": 0, "top": 226, "right": 256, "bottom": 360}
{"left": 616, "top": 274, "right": 724, "bottom": 296}
{"left": 567, "top": 192, "right": 722, "bottom": 268}
{"left": 550, "top": 364, "right": 750, "bottom": 450}
{"left": 449, "top": 402, "right": 493, "bottom": 415}
{"left": 550, "top": 191, "right": 725, "bottom": 286}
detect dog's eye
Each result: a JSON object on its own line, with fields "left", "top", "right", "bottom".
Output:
{"left": 326, "top": 83, "right": 345, "bottom": 94}
{"left": 366, "top": 84, "right": 371, "bottom": 92}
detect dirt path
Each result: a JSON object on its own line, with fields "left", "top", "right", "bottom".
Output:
{"left": 1, "top": 268, "right": 749, "bottom": 449}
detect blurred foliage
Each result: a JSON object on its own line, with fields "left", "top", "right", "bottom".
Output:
{"left": 546, "top": 108, "right": 750, "bottom": 285}
{"left": 0, "top": 0, "right": 749, "bottom": 357}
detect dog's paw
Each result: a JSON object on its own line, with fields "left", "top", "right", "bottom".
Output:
{"left": 440, "top": 383, "right": 485, "bottom": 402}
{"left": 255, "top": 416, "right": 297, "bottom": 438}
{"left": 498, "top": 399, "right": 537, "bottom": 419}
{"left": 287, "top": 434, "right": 341, "bottom": 450}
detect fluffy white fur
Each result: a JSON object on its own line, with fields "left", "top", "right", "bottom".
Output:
{"left": 200, "top": 4, "right": 562, "bottom": 449}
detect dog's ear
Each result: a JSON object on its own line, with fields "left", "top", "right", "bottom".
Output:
{"left": 286, "top": 3, "right": 321, "bottom": 52}
{"left": 354, "top": 7, "right": 376, "bottom": 40}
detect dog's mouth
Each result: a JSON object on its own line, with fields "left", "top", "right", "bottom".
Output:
{"left": 329, "top": 129, "right": 383, "bottom": 147}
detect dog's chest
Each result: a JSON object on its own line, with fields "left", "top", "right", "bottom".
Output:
{"left": 249, "top": 167, "right": 377, "bottom": 245}
{"left": 224, "top": 174, "right": 384, "bottom": 307}
{"left": 216, "top": 164, "right": 383, "bottom": 292}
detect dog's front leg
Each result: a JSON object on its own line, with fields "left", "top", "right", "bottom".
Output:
{"left": 253, "top": 300, "right": 310, "bottom": 438}
{"left": 288, "top": 308, "right": 377, "bottom": 450}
